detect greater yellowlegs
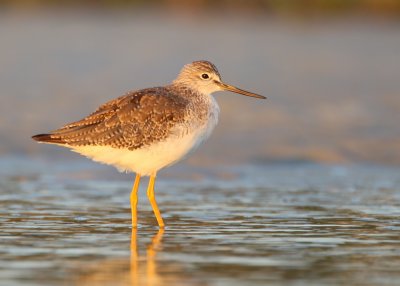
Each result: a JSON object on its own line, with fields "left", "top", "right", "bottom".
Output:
{"left": 32, "top": 60, "right": 266, "bottom": 228}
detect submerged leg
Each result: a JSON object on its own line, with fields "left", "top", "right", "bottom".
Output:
{"left": 130, "top": 174, "right": 141, "bottom": 228}
{"left": 146, "top": 173, "right": 165, "bottom": 228}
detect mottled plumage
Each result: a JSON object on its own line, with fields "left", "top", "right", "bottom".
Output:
{"left": 42, "top": 88, "right": 191, "bottom": 149}
{"left": 32, "top": 60, "right": 265, "bottom": 228}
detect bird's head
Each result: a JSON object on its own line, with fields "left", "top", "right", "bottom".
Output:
{"left": 173, "top": 60, "right": 266, "bottom": 99}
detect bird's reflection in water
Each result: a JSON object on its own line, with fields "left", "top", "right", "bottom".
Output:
{"left": 130, "top": 228, "right": 165, "bottom": 286}
{"left": 75, "top": 229, "right": 166, "bottom": 285}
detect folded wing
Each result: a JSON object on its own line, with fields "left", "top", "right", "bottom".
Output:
{"left": 32, "top": 87, "right": 189, "bottom": 150}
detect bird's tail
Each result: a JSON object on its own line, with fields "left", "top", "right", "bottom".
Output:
{"left": 32, "top": 134, "right": 65, "bottom": 144}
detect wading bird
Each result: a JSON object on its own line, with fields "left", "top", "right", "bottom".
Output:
{"left": 32, "top": 60, "right": 266, "bottom": 228}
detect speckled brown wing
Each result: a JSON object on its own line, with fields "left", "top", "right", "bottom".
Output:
{"left": 33, "top": 87, "right": 189, "bottom": 150}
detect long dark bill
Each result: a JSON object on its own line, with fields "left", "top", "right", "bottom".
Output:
{"left": 217, "top": 82, "right": 266, "bottom": 99}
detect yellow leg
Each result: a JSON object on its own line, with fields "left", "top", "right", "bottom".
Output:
{"left": 146, "top": 174, "right": 165, "bottom": 228}
{"left": 130, "top": 174, "right": 141, "bottom": 228}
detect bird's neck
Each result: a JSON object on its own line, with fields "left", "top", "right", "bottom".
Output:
{"left": 167, "top": 83, "right": 211, "bottom": 100}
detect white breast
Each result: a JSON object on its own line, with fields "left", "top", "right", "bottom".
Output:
{"left": 71, "top": 95, "right": 220, "bottom": 176}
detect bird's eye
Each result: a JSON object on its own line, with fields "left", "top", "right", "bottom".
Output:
{"left": 201, "top": 73, "right": 210, "bottom": 80}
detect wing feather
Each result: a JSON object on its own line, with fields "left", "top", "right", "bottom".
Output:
{"left": 42, "top": 87, "right": 189, "bottom": 150}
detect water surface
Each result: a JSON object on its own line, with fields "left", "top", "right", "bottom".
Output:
{"left": 1, "top": 158, "right": 399, "bottom": 285}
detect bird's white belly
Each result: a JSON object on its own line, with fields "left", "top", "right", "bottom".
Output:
{"left": 71, "top": 99, "right": 219, "bottom": 176}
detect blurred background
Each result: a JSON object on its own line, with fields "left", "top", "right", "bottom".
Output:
{"left": 1, "top": 2, "right": 400, "bottom": 286}
{"left": 1, "top": 0, "right": 400, "bottom": 168}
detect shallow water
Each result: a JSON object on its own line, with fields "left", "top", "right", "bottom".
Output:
{"left": 1, "top": 11, "right": 400, "bottom": 285}
{"left": 1, "top": 157, "right": 400, "bottom": 286}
